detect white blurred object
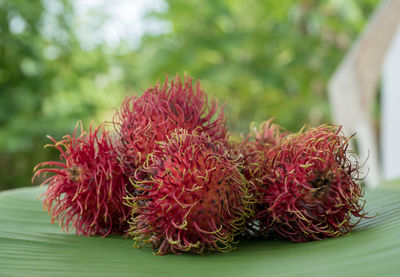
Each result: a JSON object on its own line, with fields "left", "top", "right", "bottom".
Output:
{"left": 328, "top": 0, "right": 400, "bottom": 187}
{"left": 382, "top": 26, "right": 400, "bottom": 181}
{"left": 70, "top": 0, "right": 169, "bottom": 50}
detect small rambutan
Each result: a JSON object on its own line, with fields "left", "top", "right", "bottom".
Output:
{"left": 256, "top": 125, "right": 367, "bottom": 241}
{"left": 239, "top": 120, "right": 285, "bottom": 236}
{"left": 113, "top": 74, "right": 227, "bottom": 176}
{"left": 126, "top": 129, "right": 254, "bottom": 255}
{"left": 32, "top": 123, "right": 130, "bottom": 236}
{"left": 241, "top": 119, "right": 284, "bottom": 185}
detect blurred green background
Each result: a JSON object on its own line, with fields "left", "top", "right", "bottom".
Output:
{"left": 0, "top": 0, "right": 378, "bottom": 191}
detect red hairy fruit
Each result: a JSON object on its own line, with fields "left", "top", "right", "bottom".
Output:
{"left": 257, "top": 125, "right": 367, "bottom": 241}
{"left": 240, "top": 120, "right": 285, "bottom": 236}
{"left": 113, "top": 74, "right": 227, "bottom": 175}
{"left": 33, "top": 123, "right": 130, "bottom": 236}
{"left": 126, "top": 129, "right": 254, "bottom": 255}
{"left": 241, "top": 119, "right": 285, "bottom": 186}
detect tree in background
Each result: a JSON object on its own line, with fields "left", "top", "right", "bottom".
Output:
{"left": 0, "top": 0, "right": 126, "bottom": 190}
{"left": 131, "top": 0, "right": 378, "bottom": 133}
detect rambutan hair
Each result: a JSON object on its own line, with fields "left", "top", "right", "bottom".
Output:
{"left": 32, "top": 122, "right": 130, "bottom": 236}
{"left": 126, "top": 128, "right": 254, "bottom": 255}
{"left": 256, "top": 125, "right": 367, "bottom": 241}
{"left": 113, "top": 74, "right": 227, "bottom": 176}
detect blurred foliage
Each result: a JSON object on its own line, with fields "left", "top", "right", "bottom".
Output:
{"left": 0, "top": 0, "right": 378, "bottom": 190}
{"left": 0, "top": 0, "right": 125, "bottom": 190}
{"left": 134, "top": 0, "right": 379, "bottom": 133}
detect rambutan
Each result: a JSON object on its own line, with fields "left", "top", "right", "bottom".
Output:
{"left": 241, "top": 119, "right": 284, "bottom": 186}
{"left": 240, "top": 119, "right": 285, "bottom": 236}
{"left": 256, "top": 125, "right": 367, "bottom": 241}
{"left": 32, "top": 123, "right": 130, "bottom": 236}
{"left": 126, "top": 129, "right": 254, "bottom": 255}
{"left": 113, "top": 75, "right": 227, "bottom": 176}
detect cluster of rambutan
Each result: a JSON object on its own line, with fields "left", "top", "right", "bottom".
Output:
{"left": 33, "top": 74, "right": 367, "bottom": 255}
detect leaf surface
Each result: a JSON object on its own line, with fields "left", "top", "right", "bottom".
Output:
{"left": 1, "top": 185, "right": 399, "bottom": 277}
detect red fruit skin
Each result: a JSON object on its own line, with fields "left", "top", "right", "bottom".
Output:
{"left": 257, "top": 125, "right": 366, "bottom": 241}
{"left": 241, "top": 119, "right": 284, "bottom": 187}
{"left": 113, "top": 75, "right": 227, "bottom": 176}
{"left": 126, "top": 129, "right": 254, "bottom": 255}
{"left": 239, "top": 120, "right": 285, "bottom": 236}
{"left": 33, "top": 123, "right": 131, "bottom": 236}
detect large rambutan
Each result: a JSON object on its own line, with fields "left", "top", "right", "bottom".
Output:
{"left": 32, "top": 123, "right": 131, "bottom": 236}
{"left": 256, "top": 125, "right": 367, "bottom": 241}
{"left": 113, "top": 74, "right": 227, "bottom": 176}
{"left": 126, "top": 129, "right": 254, "bottom": 255}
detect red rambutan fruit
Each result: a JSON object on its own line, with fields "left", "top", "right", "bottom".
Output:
{"left": 32, "top": 123, "right": 131, "bottom": 236}
{"left": 256, "top": 125, "right": 367, "bottom": 241}
{"left": 239, "top": 119, "right": 286, "bottom": 236}
{"left": 113, "top": 74, "right": 227, "bottom": 176}
{"left": 126, "top": 128, "right": 254, "bottom": 255}
{"left": 241, "top": 119, "right": 285, "bottom": 186}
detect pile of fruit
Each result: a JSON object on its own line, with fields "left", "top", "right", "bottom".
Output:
{"left": 33, "top": 75, "right": 367, "bottom": 255}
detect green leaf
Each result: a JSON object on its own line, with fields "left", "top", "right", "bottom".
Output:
{"left": 1, "top": 185, "right": 399, "bottom": 277}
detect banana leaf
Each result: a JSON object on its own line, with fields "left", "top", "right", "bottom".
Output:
{"left": 1, "top": 183, "right": 399, "bottom": 277}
